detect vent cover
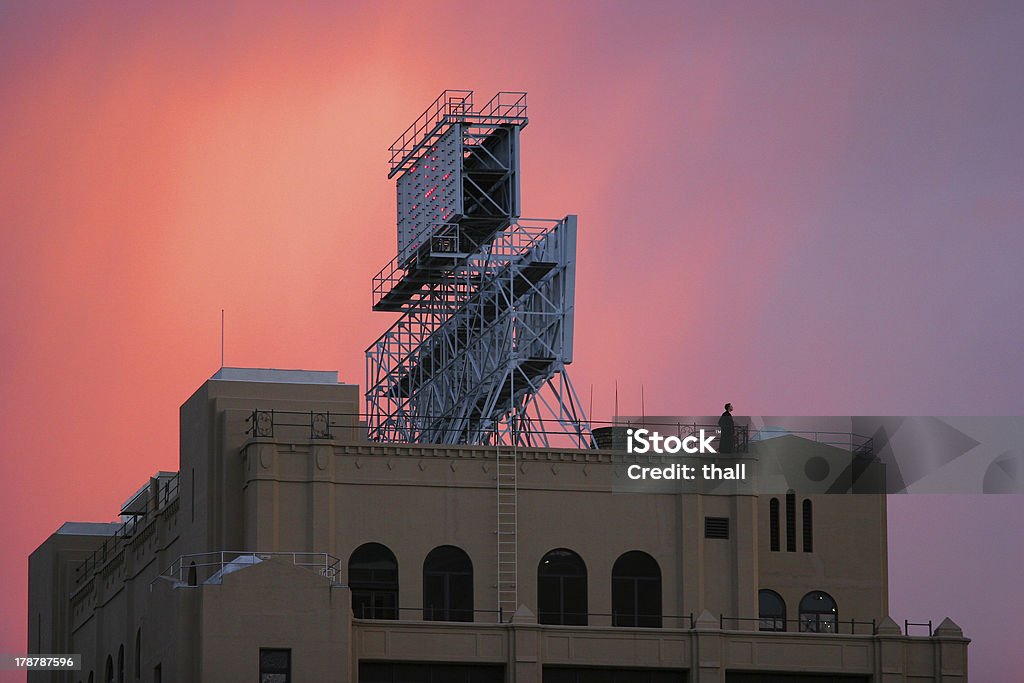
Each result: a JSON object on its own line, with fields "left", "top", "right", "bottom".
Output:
{"left": 704, "top": 517, "right": 730, "bottom": 539}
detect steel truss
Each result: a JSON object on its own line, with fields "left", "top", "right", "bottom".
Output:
{"left": 366, "top": 91, "right": 591, "bottom": 448}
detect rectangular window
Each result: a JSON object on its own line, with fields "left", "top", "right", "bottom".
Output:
{"left": 802, "top": 499, "right": 813, "bottom": 552}
{"left": 544, "top": 667, "right": 685, "bottom": 682}
{"left": 260, "top": 649, "right": 291, "bottom": 683}
{"left": 359, "top": 662, "right": 504, "bottom": 682}
{"left": 704, "top": 517, "right": 729, "bottom": 539}
{"left": 785, "top": 493, "right": 796, "bottom": 552}
{"left": 769, "top": 498, "right": 780, "bottom": 551}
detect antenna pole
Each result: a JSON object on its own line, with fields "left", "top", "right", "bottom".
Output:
{"left": 220, "top": 309, "right": 225, "bottom": 368}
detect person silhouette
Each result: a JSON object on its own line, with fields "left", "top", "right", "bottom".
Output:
{"left": 718, "top": 403, "right": 735, "bottom": 454}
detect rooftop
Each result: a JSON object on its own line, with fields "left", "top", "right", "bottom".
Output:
{"left": 211, "top": 367, "right": 341, "bottom": 385}
{"left": 57, "top": 522, "right": 121, "bottom": 536}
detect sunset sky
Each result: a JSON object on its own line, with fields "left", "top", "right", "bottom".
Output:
{"left": 1, "top": 2, "right": 1022, "bottom": 680}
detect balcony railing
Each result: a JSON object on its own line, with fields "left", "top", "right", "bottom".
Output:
{"left": 721, "top": 615, "right": 878, "bottom": 635}
{"left": 352, "top": 607, "right": 696, "bottom": 627}
{"left": 350, "top": 611, "right": 936, "bottom": 638}
{"left": 160, "top": 551, "right": 343, "bottom": 586}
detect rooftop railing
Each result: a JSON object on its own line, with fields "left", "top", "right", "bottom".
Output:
{"left": 159, "top": 551, "right": 343, "bottom": 586}
{"left": 244, "top": 410, "right": 882, "bottom": 459}
{"left": 389, "top": 90, "right": 473, "bottom": 175}
{"left": 73, "top": 473, "right": 179, "bottom": 586}
{"left": 750, "top": 428, "right": 874, "bottom": 457}
{"left": 388, "top": 90, "right": 528, "bottom": 177}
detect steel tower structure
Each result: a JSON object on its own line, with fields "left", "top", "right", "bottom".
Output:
{"left": 365, "top": 90, "right": 591, "bottom": 449}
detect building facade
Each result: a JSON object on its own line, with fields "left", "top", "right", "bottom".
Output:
{"left": 29, "top": 369, "right": 969, "bottom": 682}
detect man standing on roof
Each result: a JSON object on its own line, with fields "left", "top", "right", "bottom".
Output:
{"left": 718, "top": 403, "right": 735, "bottom": 454}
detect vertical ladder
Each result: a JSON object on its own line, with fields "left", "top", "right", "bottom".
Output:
{"left": 496, "top": 437, "right": 518, "bottom": 622}
{"left": 496, "top": 349, "right": 520, "bottom": 621}
{"left": 496, "top": 310, "right": 520, "bottom": 621}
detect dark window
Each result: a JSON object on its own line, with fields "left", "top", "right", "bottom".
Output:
{"left": 612, "top": 551, "right": 662, "bottom": 628}
{"left": 152, "top": 665, "right": 160, "bottom": 683}
{"left": 785, "top": 492, "right": 796, "bottom": 552}
{"left": 89, "top": 675, "right": 94, "bottom": 683}
{"left": 350, "top": 543, "right": 399, "bottom": 619}
{"left": 544, "top": 667, "right": 685, "bottom": 682}
{"left": 538, "top": 549, "right": 587, "bottom": 625}
{"left": 117, "top": 645, "right": 124, "bottom": 683}
{"left": 105, "top": 655, "right": 113, "bottom": 683}
{"left": 423, "top": 545, "right": 473, "bottom": 622}
{"left": 360, "top": 662, "right": 504, "bottom": 682}
{"left": 727, "top": 674, "right": 868, "bottom": 682}
{"left": 259, "top": 648, "right": 291, "bottom": 683}
{"left": 769, "top": 498, "right": 780, "bottom": 551}
{"left": 704, "top": 517, "right": 729, "bottom": 539}
{"left": 135, "top": 628, "right": 141, "bottom": 679}
{"left": 802, "top": 499, "right": 813, "bottom": 552}
{"left": 758, "top": 589, "right": 787, "bottom": 631}
{"left": 799, "top": 591, "right": 838, "bottom": 633}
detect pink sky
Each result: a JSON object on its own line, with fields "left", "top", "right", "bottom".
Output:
{"left": 2, "top": 2, "right": 1022, "bottom": 680}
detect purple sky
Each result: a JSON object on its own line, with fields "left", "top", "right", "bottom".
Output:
{"left": 1, "top": 2, "right": 1022, "bottom": 679}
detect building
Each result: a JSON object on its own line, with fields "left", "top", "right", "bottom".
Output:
{"left": 28, "top": 368, "right": 968, "bottom": 682}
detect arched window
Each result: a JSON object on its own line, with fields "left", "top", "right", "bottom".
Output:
{"left": 134, "top": 628, "right": 141, "bottom": 679}
{"left": 799, "top": 591, "right": 837, "bottom": 633}
{"left": 785, "top": 491, "right": 796, "bottom": 552}
{"left": 802, "top": 499, "right": 813, "bottom": 552}
{"left": 88, "top": 673, "right": 94, "bottom": 683}
{"left": 423, "top": 545, "right": 473, "bottom": 622}
{"left": 117, "top": 645, "right": 124, "bottom": 683}
{"left": 758, "top": 589, "right": 787, "bottom": 631}
{"left": 769, "top": 498, "right": 780, "bottom": 552}
{"left": 104, "top": 655, "right": 113, "bottom": 683}
{"left": 349, "top": 543, "right": 398, "bottom": 619}
{"left": 612, "top": 551, "right": 661, "bottom": 627}
{"left": 538, "top": 549, "right": 587, "bottom": 625}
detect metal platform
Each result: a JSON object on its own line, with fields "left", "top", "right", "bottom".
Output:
{"left": 366, "top": 91, "right": 591, "bottom": 451}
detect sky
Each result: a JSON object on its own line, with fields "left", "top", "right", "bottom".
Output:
{"left": 1, "top": 1, "right": 1022, "bottom": 679}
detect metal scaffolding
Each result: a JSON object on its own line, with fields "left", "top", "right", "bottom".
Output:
{"left": 365, "top": 91, "right": 591, "bottom": 449}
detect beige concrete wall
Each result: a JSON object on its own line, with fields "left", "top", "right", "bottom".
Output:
{"left": 29, "top": 374, "right": 967, "bottom": 683}
{"left": 757, "top": 491, "right": 888, "bottom": 626}
{"left": 240, "top": 437, "right": 878, "bottom": 626}
{"left": 351, "top": 618, "right": 968, "bottom": 683}
{"left": 28, "top": 530, "right": 111, "bottom": 683}
{"left": 194, "top": 559, "right": 351, "bottom": 682}
{"left": 178, "top": 378, "right": 361, "bottom": 565}
{"left": 29, "top": 491, "right": 182, "bottom": 682}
